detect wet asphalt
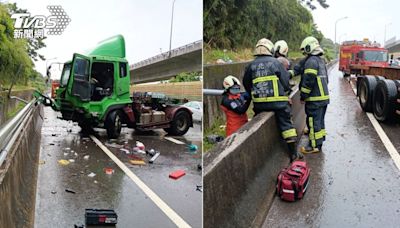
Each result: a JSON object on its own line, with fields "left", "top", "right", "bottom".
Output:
{"left": 263, "top": 64, "right": 400, "bottom": 228}
{"left": 34, "top": 106, "right": 202, "bottom": 228}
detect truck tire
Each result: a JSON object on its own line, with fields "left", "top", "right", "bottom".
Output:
{"left": 373, "top": 79, "right": 398, "bottom": 122}
{"left": 165, "top": 110, "right": 191, "bottom": 136}
{"left": 358, "top": 76, "right": 378, "bottom": 112}
{"left": 105, "top": 110, "right": 122, "bottom": 139}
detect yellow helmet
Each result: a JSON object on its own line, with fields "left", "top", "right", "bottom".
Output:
{"left": 254, "top": 38, "right": 274, "bottom": 56}
{"left": 274, "top": 40, "right": 289, "bottom": 57}
{"left": 223, "top": 75, "right": 241, "bottom": 90}
{"left": 300, "top": 36, "right": 321, "bottom": 54}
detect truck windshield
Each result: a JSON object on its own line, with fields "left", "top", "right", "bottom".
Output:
{"left": 60, "top": 63, "right": 71, "bottom": 87}
{"left": 363, "top": 51, "right": 388, "bottom": 62}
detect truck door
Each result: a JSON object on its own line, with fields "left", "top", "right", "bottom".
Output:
{"left": 70, "top": 54, "right": 91, "bottom": 101}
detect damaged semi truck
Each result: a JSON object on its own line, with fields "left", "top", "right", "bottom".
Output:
{"left": 35, "top": 35, "right": 193, "bottom": 139}
{"left": 339, "top": 39, "right": 400, "bottom": 122}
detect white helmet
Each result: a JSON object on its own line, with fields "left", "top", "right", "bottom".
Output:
{"left": 274, "top": 40, "right": 289, "bottom": 57}
{"left": 254, "top": 38, "right": 274, "bottom": 56}
{"left": 223, "top": 75, "right": 241, "bottom": 90}
{"left": 300, "top": 36, "right": 323, "bottom": 55}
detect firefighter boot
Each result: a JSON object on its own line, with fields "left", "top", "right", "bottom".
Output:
{"left": 300, "top": 145, "right": 320, "bottom": 154}
{"left": 287, "top": 141, "right": 304, "bottom": 162}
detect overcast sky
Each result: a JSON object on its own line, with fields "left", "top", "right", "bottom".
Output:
{"left": 311, "top": 0, "right": 399, "bottom": 45}
{"left": 9, "top": 0, "right": 202, "bottom": 78}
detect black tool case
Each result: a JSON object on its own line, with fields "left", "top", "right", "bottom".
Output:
{"left": 85, "top": 209, "right": 118, "bottom": 226}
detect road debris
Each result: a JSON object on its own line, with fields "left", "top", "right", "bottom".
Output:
{"left": 65, "top": 188, "right": 76, "bottom": 194}
{"left": 105, "top": 142, "right": 123, "bottom": 149}
{"left": 39, "top": 160, "right": 46, "bottom": 165}
{"left": 64, "top": 147, "right": 71, "bottom": 151}
{"left": 133, "top": 147, "right": 146, "bottom": 154}
{"left": 85, "top": 209, "right": 118, "bottom": 226}
{"left": 129, "top": 160, "right": 146, "bottom": 165}
{"left": 136, "top": 141, "right": 145, "bottom": 150}
{"left": 51, "top": 190, "right": 57, "bottom": 194}
{"left": 104, "top": 168, "right": 115, "bottom": 175}
{"left": 120, "top": 148, "right": 130, "bottom": 154}
{"left": 188, "top": 144, "right": 198, "bottom": 152}
{"left": 88, "top": 172, "right": 96, "bottom": 178}
{"left": 169, "top": 170, "right": 186, "bottom": 179}
{"left": 206, "top": 134, "right": 225, "bottom": 144}
{"left": 146, "top": 149, "right": 157, "bottom": 156}
{"left": 197, "top": 164, "right": 202, "bottom": 171}
{"left": 58, "top": 159, "right": 70, "bottom": 166}
{"left": 149, "top": 152, "right": 160, "bottom": 164}
{"left": 83, "top": 155, "right": 90, "bottom": 160}
{"left": 63, "top": 152, "right": 68, "bottom": 156}
{"left": 68, "top": 159, "right": 75, "bottom": 163}
{"left": 196, "top": 185, "right": 203, "bottom": 192}
{"left": 165, "top": 137, "right": 185, "bottom": 145}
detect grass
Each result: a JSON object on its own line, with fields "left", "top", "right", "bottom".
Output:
{"left": 203, "top": 117, "right": 226, "bottom": 152}
{"left": 6, "top": 102, "right": 26, "bottom": 119}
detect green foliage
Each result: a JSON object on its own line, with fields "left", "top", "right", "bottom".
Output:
{"left": 169, "top": 72, "right": 202, "bottom": 82}
{"left": 0, "top": 2, "right": 46, "bottom": 90}
{"left": 204, "top": 0, "right": 328, "bottom": 52}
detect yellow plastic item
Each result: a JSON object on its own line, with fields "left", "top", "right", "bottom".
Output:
{"left": 300, "top": 146, "right": 320, "bottom": 154}
{"left": 58, "top": 159, "right": 70, "bottom": 166}
{"left": 129, "top": 160, "right": 146, "bottom": 165}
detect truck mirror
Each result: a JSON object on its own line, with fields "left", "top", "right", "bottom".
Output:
{"left": 47, "top": 66, "right": 51, "bottom": 78}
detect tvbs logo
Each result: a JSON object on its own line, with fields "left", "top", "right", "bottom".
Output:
{"left": 12, "top": 5, "right": 71, "bottom": 39}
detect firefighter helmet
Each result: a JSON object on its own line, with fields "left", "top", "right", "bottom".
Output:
{"left": 300, "top": 36, "right": 321, "bottom": 54}
{"left": 223, "top": 75, "right": 241, "bottom": 90}
{"left": 254, "top": 38, "right": 274, "bottom": 56}
{"left": 274, "top": 40, "right": 289, "bottom": 57}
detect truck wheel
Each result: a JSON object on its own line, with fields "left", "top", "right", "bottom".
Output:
{"left": 359, "top": 76, "right": 378, "bottom": 112}
{"left": 105, "top": 110, "right": 122, "bottom": 139}
{"left": 165, "top": 110, "right": 191, "bottom": 136}
{"left": 373, "top": 79, "right": 398, "bottom": 122}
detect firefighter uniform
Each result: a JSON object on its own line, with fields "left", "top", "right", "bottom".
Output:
{"left": 243, "top": 55, "right": 297, "bottom": 141}
{"left": 300, "top": 55, "right": 329, "bottom": 149}
{"left": 221, "top": 92, "right": 250, "bottom": 136}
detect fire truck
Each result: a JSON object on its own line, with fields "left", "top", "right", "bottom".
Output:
{"left": 339, "top": 39, "right": 389, "bottom": 76}
{"left": 339, "top": 39, "right": 400, "bottom": 122}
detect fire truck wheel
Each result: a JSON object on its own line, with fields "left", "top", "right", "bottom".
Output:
{"left": 359, "top": 76, "right": 377, "bottom": 112}
{"left": 373, "top": 79, "right": 398, "bottom": 122}
{"left": 105, "top": 110, "right": 122, "bottom": 139}
{"left": 165, "top": 110, "right": 191, "bottom": 136}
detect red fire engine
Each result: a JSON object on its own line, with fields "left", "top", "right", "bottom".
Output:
{"left": 339, "top": 39, "right": 389, "bottom": 76}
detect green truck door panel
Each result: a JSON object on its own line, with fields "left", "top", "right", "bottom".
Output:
{"left": 116, "top": 62, "right": 130, "bottom": 96}
{"left": 71, "top": 54, "right": 91, "bottom": 101}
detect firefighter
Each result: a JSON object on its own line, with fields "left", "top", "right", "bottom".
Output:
{"left": 299, "top": 36, "right": 329, "bottom": 153}
{"left": 243, "top": 38, "right": 303, "bottom": 162}
{"left": 221, "top": 75, "right": 251, "bottom": 137}
{"left": 274, "top": 40, "right": 291, "bottom": 70}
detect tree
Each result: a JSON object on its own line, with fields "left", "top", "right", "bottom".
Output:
{"left": 6, "top": 3, "right": 47, "bottom": 61}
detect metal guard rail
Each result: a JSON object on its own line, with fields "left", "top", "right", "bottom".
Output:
{"left": 0, "top": 100, "right": 36, "bottom": 167}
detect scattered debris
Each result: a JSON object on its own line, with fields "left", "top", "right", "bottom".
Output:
{"left": 49, "top": 143, "right": 55, "bottom": 146}
{"left": 136, "top": 141, "right": 145, "bottom": 150}
{"left": 74, "top": 223, "right": 84, "bottom": 228}
{"left": 165, "top": 137, "right": 185, "bottom": 145}
{"left": 197, "top": 164, "right": 202, "bottom": 171}
{"left": 129, "top": 160, "right": 146, "bottom": 165}
{"left": 88, "top": 172, "right": 96, "bottom": 178}
{"left": 133, "top": 147, "right": 146, "bottom": 154}
{"left": 206, "top": 134, "right": 225, "bottom": 144}
{"left": 188, "top": 144, "right": 198, "bottom": 152}
{"left": 63, "top": 152, "right": 69, "bottom": 156}
{"left": 196, "top": 185, "right": 203, "bottom": 192}
{"left": 68, "top": 159, "right": 75, "bottom": 163}
{"left": 146, "top": 149, "right": 157, "bottom": 156}
{"left": 169, "top": 170, "right": 186, "bottom": 180}
{"left": 64, "top": 147, "right": 71, "bottom": 151}
{"left": 39, "top": 160, "right": 46, "bottom": 165}
{"left": 74, "top": 152, "right": 78, "bottom": 156}
{"left": 149, "top": 152, "right": 160, "bottom": 164}
{"left": 67, "top": 129, "right": 72, "bottom": 133}
{"left": 128, "top": 154, "right": 143, "bottom": 160}
{"left": 105, "top": 142, "right": 123, "bottom": 149}
{"left": 51, "top": 134, "right": 57, "bottom": 136}
{"left": 58, "top": 159, "right": 70, "bottom": 166}
{"left": 51, "top": 190, "right": 57, "bottom": 194}
{"left": 104, "top": 168, "right": 115, "bottom": 175}
{"left": 65, "top": 188, "right": 76, "bottom": 194}
{"left": 47, "top": 153, "right": 51, "bottom": 157}
{"left": 120, "top": 148, "right": 130, "bottom": 154}
{"left": 83, "top": 155, "right": 90, "bottom": 160}
{"left": 85, "top": 209, "right": 118, "bottom": 226}
{"left": 94, "top": 180, "right": 98, "bottom": 184}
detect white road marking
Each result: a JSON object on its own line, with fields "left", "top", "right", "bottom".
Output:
{"left": 90, "top": 135, "right": 191, "bottom": 228}
{"left": 165, "top": 137, "right": 186, "bottom": 145}
{"left": 349, "top": 80, "right": 400, "bottom": 170}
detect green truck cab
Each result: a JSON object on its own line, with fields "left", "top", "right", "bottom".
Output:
{"left": 35, "top": 35, "right": 193, "bottom": 138}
